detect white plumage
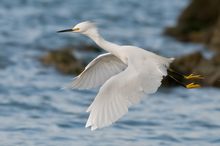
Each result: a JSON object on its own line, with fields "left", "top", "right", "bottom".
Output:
{"left": 70, "top": 53, "right": 127, "bottom": 89}
{"left": 58, "top": 21, "right": 174, "bottom": 130}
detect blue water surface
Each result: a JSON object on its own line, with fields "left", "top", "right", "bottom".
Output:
{"left": 0, "top": 0, "right": 220, "bottom": 146}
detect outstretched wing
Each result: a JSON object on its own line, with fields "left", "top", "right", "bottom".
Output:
{"left": 86, "top": 60, "right": 168, "bottom": 130}
{"left": 68, "top": 53, "right": 127, "bottom": 89}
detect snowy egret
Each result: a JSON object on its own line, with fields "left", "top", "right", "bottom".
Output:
{"left": 58, "top": 21, "right": 202, "bottom": 130}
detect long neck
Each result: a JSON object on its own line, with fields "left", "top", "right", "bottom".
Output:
{"left": 85, "top": 29, "right": 120, "bottom": 56}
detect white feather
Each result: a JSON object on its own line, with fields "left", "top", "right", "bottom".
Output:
{"left": 68, "top": 53, "right": 127, "bottom": 89}
{"left": 86, "top": 56, "right": 171, "bottom": 130}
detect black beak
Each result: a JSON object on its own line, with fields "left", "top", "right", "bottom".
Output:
{"left": 57, "top": 29, "right": 73, "bottom": 33}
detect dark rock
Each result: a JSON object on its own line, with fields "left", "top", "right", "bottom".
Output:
{"left": 170, "top": 52, "right": 203, "bottom": 74}
{"left": 165, "top": 0, "right": 220, "bottom": 44}
{"left": 40, "top": 49, "right": 84, "bottom": 75}
{"left": 164, "top": 0, "right": 220, "bottom": 87}
{"left": 211, "top": 52, "right": 220, "bottom": 65}
{"left": 209, "top": 18, "right": 220, "bottom": 51}
{"left": 39, "top": 44, "right": 102, "bottom": 75}
{"left": 77, "top": 44, "right": 102, "bottom": 53}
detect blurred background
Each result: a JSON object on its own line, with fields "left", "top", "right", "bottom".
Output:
{"left": 0, "top": 0, "right": 220, "bottom": 145}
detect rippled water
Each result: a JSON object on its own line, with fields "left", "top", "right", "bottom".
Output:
{"left": 0, "top": 0, "right": 220, "bottom": 146}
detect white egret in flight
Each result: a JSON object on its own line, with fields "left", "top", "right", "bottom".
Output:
{"left": 58, "top": 21, "right": 202, "bottom": 130}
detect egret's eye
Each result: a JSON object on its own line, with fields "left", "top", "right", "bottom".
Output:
{"left": 73, "top": 28, "right": 80, "bottom": 31}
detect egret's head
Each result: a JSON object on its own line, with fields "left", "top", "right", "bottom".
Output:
{"left": 57, "top": 21, "right": 97, "bottom": 35}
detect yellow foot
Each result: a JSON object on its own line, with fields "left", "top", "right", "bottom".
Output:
{"left": 184, "top": 74, "right": 204, "bottom": 80}
{"left": 186, "top": 83, "right": 201, "bottom": 89}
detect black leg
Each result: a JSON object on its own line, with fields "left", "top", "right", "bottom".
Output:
{"left": 167, "top": 68, "right": 201, "bottom": 89}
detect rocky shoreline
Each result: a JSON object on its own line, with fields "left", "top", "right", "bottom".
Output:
{"left": 164, "top": 0, "right": 220, "bottom": 50}
{"left": 40, "top": 48, "right": 84, "bottom": 75}
{"left": 164, "top": 0, "right": 220, "bottom": 87}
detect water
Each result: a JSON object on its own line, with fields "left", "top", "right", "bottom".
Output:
{"left": 0, "top": 0, "right": 220, "bottom": 145}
